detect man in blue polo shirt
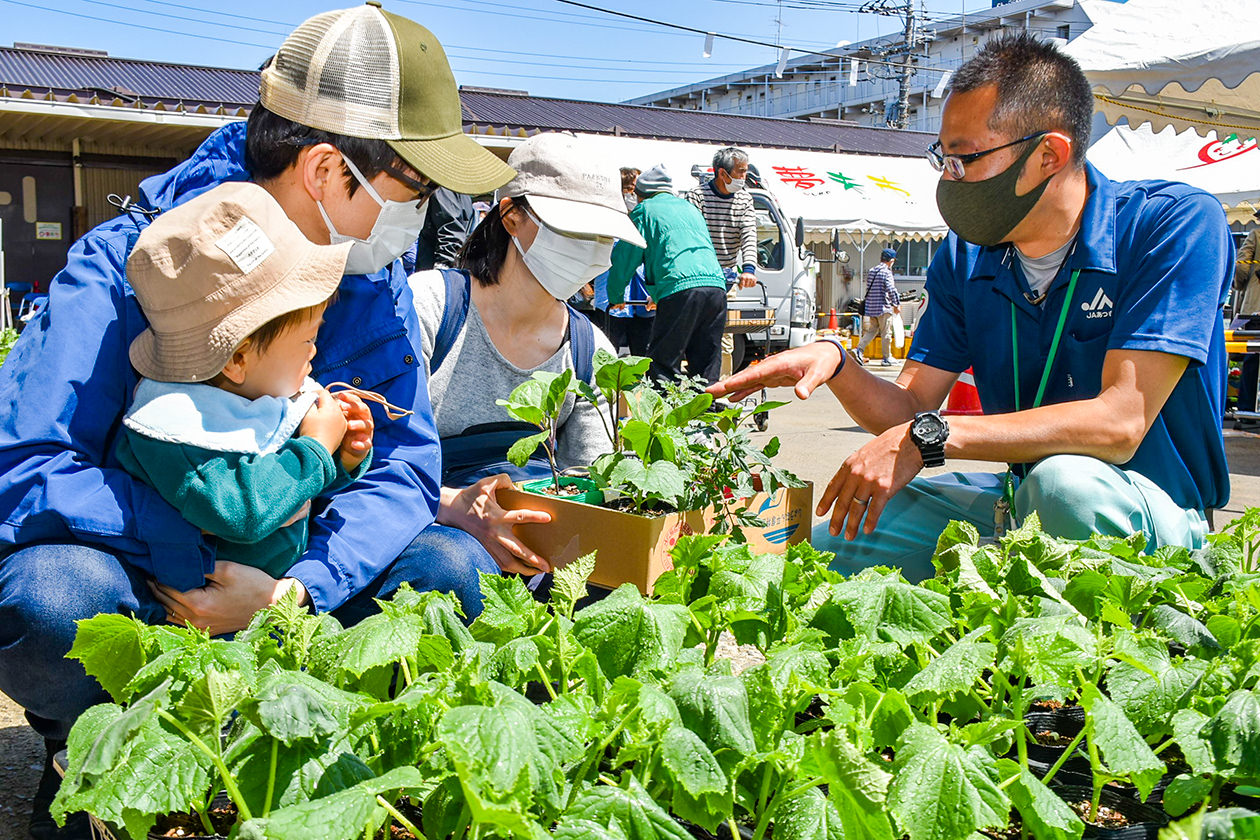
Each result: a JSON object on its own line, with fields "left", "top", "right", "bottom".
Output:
{"left": 710, "top": 33, "right": 1232, "bottom": 579}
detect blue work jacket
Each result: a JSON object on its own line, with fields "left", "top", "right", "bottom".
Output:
{"left": 910, "top": 163, "right": 1233, "bottom": 513}
{"left": 0, "top": 122, "right": 441, "bottom": 612}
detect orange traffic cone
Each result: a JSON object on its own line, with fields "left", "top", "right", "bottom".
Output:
{"left": 827, "top": 308, "right": 838, "bottom": 330}
{"left": 942, "top": 368, "right": 983, "bottom": 416}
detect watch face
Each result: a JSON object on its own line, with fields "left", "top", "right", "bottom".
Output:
{"left": 912, "top": 413, "right": 946, "bottom": 444}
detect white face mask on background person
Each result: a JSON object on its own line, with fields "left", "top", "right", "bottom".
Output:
{"left": 317, "top": 154, "right": 429, "bottom": 275}
{"left": 623, "top": 193, "right": 638, "bottom": 211}
{"left": 513, "top": 211, "right": 613, "bottom": 301}
{"left": 725, "top": 177, "right": 746, "bottom": 192}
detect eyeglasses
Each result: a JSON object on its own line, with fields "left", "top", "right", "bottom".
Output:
{"left": 926, "top": 131, "right": 1050, "bottom": 180}
{"left": 383, "top": 164, "right": 438, "bottom": 205}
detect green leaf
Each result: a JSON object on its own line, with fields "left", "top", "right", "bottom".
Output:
{"left": 659, "top": 723, "right": 731, "bottom": 831}
{"left": 53, "top": 702, "right": 212, "bottom": 839}
{"left": 78, "top": 677, "right": 171, "bottom": 776}
{"left": 1163, "top": 775, "right": 1215, "bottom": 818}
{"left": 1201, "top": 807, "right": 1260, "bottom": 840}
{"left": 573, "top": 584, "right": 690, "bottom": 680}
{"left": 175, "top": 665, "right": 251, "bottom": 740}
{"left": 67, "top": 614, "right": 149, "bottom": 703}
{"left": 551, "top": 551, "right": 597, "bottom": 619}
{"left": 553, "top": 819, "right": 631, "bottom": 840}
{"left": 1204, "top": 690, "right": 1260, "bottom": 779}
{"left": 1158, "top": 809, "right": 1205, "bottom": 840}
{"left": 1080, "top": 683, "right": 1166, "bottom": 799}
{"left": 619, "top": 419, "right": 655, "bottom": 461}
{"left": 310, "top": 610, "right": 424, "bottom": 680}
{"left": 234, "top": 766, "right": 424, "bottom": 840}
{"left": 1147, "top": 604, "right": 1221, "bottom": 653}
{"left": 507, "top": 430, "right": 550, "bottom": 466}
{"left": 665, "top": 392, "right": 714, "bottom": 427}
{"left": 888, "top": 723, "right": 1009, "bottom": 840}
{"left": 564, "top": 778, "right": 693, "bottom": 840}
{"left": 543, "top": 368, "right": 575, "bottom": 416}
{"left": 1173, "top": 708, "right": 1217, "bottom": 776}
{"left": 1107, "top": 635, "right": 1207, "bottom": 738}
{"left": 811, "top": 571, "right": 952, "bottom": 647}
{"left": 993, "top": 758, "right": 1084, "bottom": 840}
{"left": 668, "top": 668, "right": 757, "bottom": 756}
{"left": 903, "top": 627, "right": 996, "bottom": 702}
{"left": 1208, "top": 615, "right": 1243, "bottom": 649}
{"left": 998, "top": 617, "right": 1097, "bottom": 693}
{"left": 841, "top": 684, "right": 914, "bottom": 750}
{"left": 640, "top": 460, "right": 686, "bottom": 502}
{"left": 241, "top": 670, "right": 343, "bottom": 745}
{"left": 471, "top": 572, "right": 547, "bottom": 645}
{"left": 807, "top": 729, "right": 895, "bottom": 840}
{"left": 594, "top": 351, "right": 651, "bottom": 399}
{"left": 437, "top": 704, "right": 540, "bottom": 809}
{"left": 774, "top": 787, "right": 847, "bottom": 840}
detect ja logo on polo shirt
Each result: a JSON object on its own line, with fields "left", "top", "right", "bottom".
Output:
{"left": 1081, "top": 287, "right": 1113, "bottom": 319}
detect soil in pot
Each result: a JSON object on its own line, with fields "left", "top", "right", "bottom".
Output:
{"left": 1024, "top": 709, "right": 1090, "bottom": 772}
{"left": 678, "top": 818, "right": 755, "bottom": 840}
{"left": 1052, "top": 785, "right": 1168, "bottom": 840}
{"left": 148, "top": 796, "right": 234, "bottom": 838}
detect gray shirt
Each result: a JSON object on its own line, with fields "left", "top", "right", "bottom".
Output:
{"left": 408, "top": 270, "right": 615, "bottom": 472}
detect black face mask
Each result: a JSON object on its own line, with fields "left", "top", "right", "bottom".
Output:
{"left": 935, "top": 140, "right": 1051, "bottom": 247}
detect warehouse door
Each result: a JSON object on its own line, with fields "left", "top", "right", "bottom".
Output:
{"left": 0, "top": 156, "right": 73, "bottom": 296}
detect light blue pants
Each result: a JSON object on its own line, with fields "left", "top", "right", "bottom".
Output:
{"left": 814, "top": 454, "right": 1209, "bottom": 581}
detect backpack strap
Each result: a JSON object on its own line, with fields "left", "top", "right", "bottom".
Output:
{"left": 432, "top": 268, "right": 472, "bottom": 374}
{"left": 565, "top": 305, "right": 596, "bottom": 385}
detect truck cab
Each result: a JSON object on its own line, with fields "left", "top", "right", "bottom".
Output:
{"left": 727, "top": 187, "right": 818, "bottom": 370}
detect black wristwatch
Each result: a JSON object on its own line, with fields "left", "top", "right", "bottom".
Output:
{"left": 909, "top": 410, "right": 949, "bottom": 468}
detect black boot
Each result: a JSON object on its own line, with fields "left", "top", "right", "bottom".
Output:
{"left": 28, "top": 739, "right": 93, "bottom": 840}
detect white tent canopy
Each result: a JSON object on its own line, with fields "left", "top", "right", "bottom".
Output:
{"left": 1088, "top": 123, "right": 1260, "bottom": 222}
{"left": 567, "top": 133, "right": 947, "bottom": 240}
{"left": 1065, "top": 0, "right": 1260, "bottom": 136}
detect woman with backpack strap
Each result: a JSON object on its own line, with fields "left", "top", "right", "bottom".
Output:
{"left": 407, "top": 133, "right": 644, "bottom": 587}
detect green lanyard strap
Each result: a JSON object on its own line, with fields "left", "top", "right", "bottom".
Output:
{"left": 1010, "top": 268, "right": 1081, "bottom": 412}
{"left": 1004, "top": 268, "right": 1082, "bottom": 523}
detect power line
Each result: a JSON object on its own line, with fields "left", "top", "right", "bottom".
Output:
{"left": 0, "top": 0, "right": 276, "bottom": 50}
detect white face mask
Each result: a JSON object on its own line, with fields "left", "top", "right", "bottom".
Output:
{"left": 513, "top": 211, "right": 613, "bottom": 301}
{"left": 316, "top": 154, "right": 429, "bottom": 275}
{"left": 623, "top": 193, "right": 638, "bottom": 211}
{"left": 725, "top": 176, "right": 747, "bottom": 193}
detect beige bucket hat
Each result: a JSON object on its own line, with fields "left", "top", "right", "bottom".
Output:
{"left": 127, "top": 181, "right": 352, "bottom": 383}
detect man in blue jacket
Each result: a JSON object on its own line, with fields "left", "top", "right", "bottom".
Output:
{"left": 0, "top": 6, "right": 513, "bottom": 837}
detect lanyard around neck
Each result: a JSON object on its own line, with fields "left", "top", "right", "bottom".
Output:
{"left": 1010, "top": 268, "right": 1081, "bottom": 411}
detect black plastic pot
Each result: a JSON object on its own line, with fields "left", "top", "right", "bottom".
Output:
{"left": 1051, "top": 785, "right": 1168, "bottom": 840}
{"left": 147, "top": 793, "right": 233, "bottom": 839}
{"left": 1023, "top": 711, "right": 1090, "bottom": 773}
{"left": 677, "top": 818, "right": 756, "bottom": 839}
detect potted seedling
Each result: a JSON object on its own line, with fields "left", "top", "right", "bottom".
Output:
{"left": 498, "top": 369, "right": 602, "bottom": 503}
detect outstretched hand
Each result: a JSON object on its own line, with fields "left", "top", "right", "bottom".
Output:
{"left": 707, "top": 342, "right": 844, "bottom": 402}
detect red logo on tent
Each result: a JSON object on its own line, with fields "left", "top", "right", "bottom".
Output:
{"left": 1179, "top": 134, "right": 1257, "bottom": 170}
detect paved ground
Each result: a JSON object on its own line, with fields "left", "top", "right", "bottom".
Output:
{"left": 1, "top": 360, "right": 1257, "bottom": 837}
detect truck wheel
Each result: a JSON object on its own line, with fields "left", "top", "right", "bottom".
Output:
{"left": 730, "top": 333, "right": 747, "bottom": 373}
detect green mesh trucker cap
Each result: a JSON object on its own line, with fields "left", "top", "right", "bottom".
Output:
{"left": 259, "top": 2, "right": 515, "bottom": 194}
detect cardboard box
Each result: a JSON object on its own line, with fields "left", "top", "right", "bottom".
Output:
{"left": 499, "top": 481, "right": 813, "bottom": 594}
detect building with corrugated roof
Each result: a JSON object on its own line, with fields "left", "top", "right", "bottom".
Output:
{"left": 0, "top": 42, "right": 930, "bottom": 305}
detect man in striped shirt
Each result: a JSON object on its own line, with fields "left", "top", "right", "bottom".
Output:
{"left": 855, "top": 248, "right": 902, "bottom": 366}
{"left": 686, "top": 147, "right": 759, "bottom": 376}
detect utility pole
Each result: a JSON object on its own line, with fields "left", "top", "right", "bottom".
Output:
{"left": 858, "top": 0, "right": 927, "bottom": 129}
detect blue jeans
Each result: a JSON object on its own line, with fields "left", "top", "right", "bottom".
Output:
{"left": 815, "top": 454, "right": 1208, "bottom": 582}
{"left": 0, "top": 524, "right": 500, "bottom": 741}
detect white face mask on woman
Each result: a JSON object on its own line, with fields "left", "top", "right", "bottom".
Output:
{"left": 316, "top": 154, "right": 429, "bottom": 275}
{"left": 513, "top": 210, "right": 613, "bottom": 301}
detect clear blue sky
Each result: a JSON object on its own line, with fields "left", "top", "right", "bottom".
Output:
{"left": 0, "top": 0, "right": 974, "bottom": 102}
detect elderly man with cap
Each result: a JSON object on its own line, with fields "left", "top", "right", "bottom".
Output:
{"left": 855, "top": 247, "right": 903, "bottom": 367}
{"left": 0, "top": 6, "right": 513, "bottom": 836}
{"left": 609, "top": 164, "right": 729, "bottom": 384}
